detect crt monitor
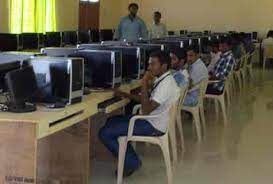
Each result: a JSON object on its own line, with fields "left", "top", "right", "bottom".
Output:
{"left": 69, "top": 50, "right": 122, "bottom": 89}
{"left": 0, "top": 61, "right": 21, "bottom": 92}
{"left": 78, "top": 31, "right": 91, "bottom": 44}
{"left": 62, "top": 31, "right": 78, "bottom": 45}
{"left": 5, "top": 66, "right": 37, "bottom": 112}
{"left": 45, "top": 32, "right": 62, "bottom": 47}
{"left": 77, "top": 44, "right": 144, "bottom": 80}
{"left": 0, "top": 34, "right": 18, "bottom": 51}
{"left": 100, "top": 29, "right": 114, "bottom": 41}
{"left": 22, "top": 33, "right": 39, "bottom": 49}
{"left": 23, "top": 57, "right": 84, "bottom": 105}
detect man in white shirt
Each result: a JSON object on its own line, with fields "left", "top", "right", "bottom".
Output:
{"left": 99, "top": 51, "right": 180, "bottom": 177}
{"left": 149, "top": 11, "right": 167, "bottom": 39}
{"left": 262, "top": 31, "right": 273, "bottom": 48}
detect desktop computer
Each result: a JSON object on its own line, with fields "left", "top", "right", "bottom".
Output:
{"left": 23, "top": 57, "right": 84, "bottom": 105}
{"left": 78, "top": 44, "right": 144, "bottom": 80}
{"left": 0, "top": 52, "right": 42, "bottom": 63}
{"left": 41, "top": 47, "right": 81, "bottom": 57}
{"left": 69, "top": 50, "right": 122, "bottom": 89}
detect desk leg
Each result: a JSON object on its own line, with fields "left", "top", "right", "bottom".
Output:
{"left": 0, "top": 121, "right": 37, "bottom": 184}
{"left": 37, "top": 119, "right": 90, "bottom": 184}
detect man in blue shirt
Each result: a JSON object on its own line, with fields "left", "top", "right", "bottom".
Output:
{"left": 170, "top": 48, "right": 189, "bottom": 88}
{"left": 184, "top": 46, "right": 208, "bottom": 106}
{"left": 114, "top": 3, "right": 148, "bottom": 42}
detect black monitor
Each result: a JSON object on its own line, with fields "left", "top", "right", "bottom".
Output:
{"left": 90, "top": 29, "right": 100, "bottom": 42}
{"left": 5, "top": 66, "right": 37, "bottom": 113}
{"left": 200, "top": 37, "right": 210, "bottom": 53}
{"left": 62, "top": 31, "right": 78, "bottom": 45}
{"left": 23, "top": 57, "right": 84, "bottom": 105}
{"left": 134, "top": 43, "right": 164, "bottom": 70}
{"left": 22, "top": 33, "right": 39, "bottom": 49}
{"left": 78, "top": 44, "right": 144, "bottom": 80}
{"left": 78, "top": 31, "right": 91, "bottom": 44}
{"left": 70, "top": 50, "right": 122, "bottom": 89}
{"left": 100, "top": 29, "right": 114, "bottom": 41}
{"left": 0, "top": 34, "right": 18, "bottom": 51}
{"left": 45, "top": 32, "right": 62, "bottom": 47}
{"left": 168, "top": 31, "right": 175, "bottom": 36}
{"left": 0, "top": 61, "right": 21, "bottom": 92}
{"left": 41, "top": 47, "right": 80, "bottom": 57}
{"left": 38, "top": 33, "right": 46, "bottom": 48}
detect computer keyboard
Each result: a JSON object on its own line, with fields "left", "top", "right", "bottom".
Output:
{"left": 98, "top": 97, "right": 123, "bottom": 110}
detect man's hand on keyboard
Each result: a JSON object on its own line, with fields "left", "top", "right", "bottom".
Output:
{"left": 113, "top": 89, "right": 128, "bottom": 99}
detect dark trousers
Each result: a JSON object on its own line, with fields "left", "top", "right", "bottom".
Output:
{"left": 99, "top": 115, "right": 163, "bottom": 171}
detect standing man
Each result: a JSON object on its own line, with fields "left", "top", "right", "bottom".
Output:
{"left": 149, "top": 11, "right": 167, "bottom": 39}
{"left": 114, "top": 3, "right": 148, "bottom": 42}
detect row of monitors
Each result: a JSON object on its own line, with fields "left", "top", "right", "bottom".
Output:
{"left": 0, "top": 34, "right": 228, "bottom": 108}
{"left": 0, "top": 29, "right": 114, "bottom": 51}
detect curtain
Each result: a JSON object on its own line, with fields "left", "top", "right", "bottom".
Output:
{"left": 9, "top": 0, "right": 56, "bottom": 33}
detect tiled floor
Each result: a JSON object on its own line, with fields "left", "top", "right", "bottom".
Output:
{"left": 91, "top": 67, "right": 273, "bottom": 184}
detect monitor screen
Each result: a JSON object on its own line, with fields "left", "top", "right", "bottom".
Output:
{"left": 6, "top": 66, "right": 38, "bottom": 105}
{"left": 0, "top": 61, "right": 21, "bottom": 92}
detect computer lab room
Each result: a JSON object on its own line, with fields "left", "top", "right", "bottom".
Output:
{"left": 1, "top": 0, "right": 273, "bottom": 184}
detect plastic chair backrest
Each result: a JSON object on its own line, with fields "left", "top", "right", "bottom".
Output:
{"left": 198, "top": 78, "right": 209, "bottom": 106}
{"left": 264, "top": 44, "right": 273, "bottom": 59}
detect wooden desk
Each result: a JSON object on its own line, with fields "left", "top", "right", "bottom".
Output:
{"left": 0, "top": 80, "right": 140, "bottom": 184}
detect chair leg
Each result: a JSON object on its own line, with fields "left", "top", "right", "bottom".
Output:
{"left": 219, "top": 96, "right": 228, "bottom": 126}
{"left": 263, "top": 58, "right": 266, "bottom": 71}
{"left": 169, "top": 115, "right": 178, "bottom": 163}
{"left": 117, "top": 138, "right": 127, "bottom": 184}
{"left": 199, "top": 105, "right": 206, "bottom": 137}
{"left": 192, "top": 110, "right": 202, "bottom": 142}
{"left": 176, "top": 110, "right": 185, "bottom": 154}
{"left": 160, "top": 137, "right": 173, "bottom": 184}
{"left": 215, "top": 99, "right": 220, "bottom": 122}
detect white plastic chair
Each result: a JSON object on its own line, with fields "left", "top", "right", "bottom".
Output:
{"left": 182, "top": 78, "right": 208, "bottom": 142}
{"left": 205, "top": 79, "right": 230, "bottom": 126}
{"left": 130, "top": 87, "right": 188, "bottom": 164}
{"left": 117, "top": 100, "right": 179, "bottom": 184}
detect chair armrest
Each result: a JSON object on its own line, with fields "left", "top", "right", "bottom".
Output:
{"left": 188, "top": 83, "right": 202, "bottom": 93}
{"left": 208, "top": 80, "right": 222, "bottom": 84}
{"left": 132, "top": 104, "right": 142, "bottom": 115}
{"left": 127, "top": 114, "right": 160, "bottom": 138}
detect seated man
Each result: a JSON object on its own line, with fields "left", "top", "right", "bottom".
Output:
{"left": 170, "top": 48, "right": 189, "bottom": 88}
{"left": 207, "top": 37, "right": 235, "bottom": 95}
{"left": 207, "top": 40, "right": 221, "bottom": 73}
{"left": 184, "top": 46, "right": 208, "bottom": 106}
{"left": 99, "top": 51, "right": 180, "bottom": 177}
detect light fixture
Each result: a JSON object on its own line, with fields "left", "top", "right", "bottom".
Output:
{"left": 80, "top": 0, "right": 99, "bottom": 3}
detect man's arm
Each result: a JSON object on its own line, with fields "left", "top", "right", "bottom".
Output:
{"left": 114, "top": 89, "right": 141, "bottom": 103}
{"left": 113, "top": 20, "right": 122, "bottom": 40}
{"left": 140, "top": 72, "right": 159, "bottom": 115}
{"left": 140, "top": 20, "right": 148, "bottom": 39}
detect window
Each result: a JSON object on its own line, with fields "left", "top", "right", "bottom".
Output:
{"left": 9, "top": 0, "right": 56, "bottom": 33}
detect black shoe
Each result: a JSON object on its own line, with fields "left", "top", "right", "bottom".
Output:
{"left": 115, "top": 163, "right": 142, "bottom": 178}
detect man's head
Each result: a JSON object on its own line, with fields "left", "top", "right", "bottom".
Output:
{"left": 148, "top": 51, "right": 171, "bottom": 77}
{"left": 186, "top": 46, "right": 200, "bottom": 65}
{"left": 211, "top": 40, "right": 219, "bottom": 54}
{"left": 128, "top": 3, "right": 139, "bottom": 17}
{"left": 170, "top": 48, "right": 187, "bottom": 70}
{"left": 219, "top": 36, "right": 232, "bottom": 53}
{"left": 153, "top": 11, "right": 162, "bottom": 24}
